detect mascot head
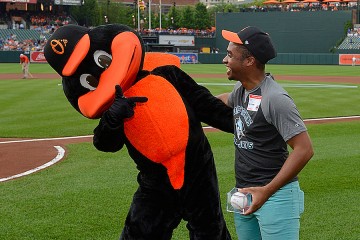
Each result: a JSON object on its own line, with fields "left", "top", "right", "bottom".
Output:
{"left": 44, "top": 24, "right": 145, "bottom": 119}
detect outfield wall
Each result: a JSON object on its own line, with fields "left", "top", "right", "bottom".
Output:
{"left": 0, "top": 51, "right": 46, "bottom": 63}
{"left": 1, "top": 51, "right": 355, "bottom": 65}
{"left": 0, "top": 51, "right": 24, "bottom": 63}
{"left": 215, "top": 11, "right": 352, "bottom": 54}
{"left": 202, "top": 11, "right": 355, "bottom": 65}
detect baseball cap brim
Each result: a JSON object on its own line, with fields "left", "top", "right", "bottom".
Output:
{"left": 62, "top": 34, "right": 90, "bottom": 76}
{"left": 222, "top": 30, "right": 243, "bottom": 45}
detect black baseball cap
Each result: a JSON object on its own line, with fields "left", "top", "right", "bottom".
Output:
{"left": 222, "top": 26, "right": 276, "bottom": 64}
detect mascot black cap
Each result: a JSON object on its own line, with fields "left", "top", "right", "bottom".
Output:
{"left": 44, "top": 25, "right": 90, "bottom": 77}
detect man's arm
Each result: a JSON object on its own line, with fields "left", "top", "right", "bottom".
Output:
{"left": 240, "top": 131, "right": 314, "bottom": 215}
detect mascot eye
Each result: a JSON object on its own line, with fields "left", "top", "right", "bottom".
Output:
{"left": 93, "top": 50, "right": 112, "bottom": 69}
{"left": 80, "top": 74, "right": 99, "bottom": 91}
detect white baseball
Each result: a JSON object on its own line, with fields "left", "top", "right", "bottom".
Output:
{"left": 230, "top": 192, "right": 247, "bottom": 209}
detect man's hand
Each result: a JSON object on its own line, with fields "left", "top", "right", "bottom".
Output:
{"left": 105, "top": 85, "right": 147, "bottom": 127}
{"left": 239, "top": 186, "right": 273, "bottom": 215}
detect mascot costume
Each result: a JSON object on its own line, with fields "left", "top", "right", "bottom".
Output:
{"left": 44, "top": 24, "right": 233, "bottom": 240}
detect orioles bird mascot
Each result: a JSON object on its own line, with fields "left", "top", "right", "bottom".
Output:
{"left": 44, "top": 24, "right": 233, "bottom": 240}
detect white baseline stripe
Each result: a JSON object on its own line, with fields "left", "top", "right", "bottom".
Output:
{"left": 199, "top": 83, "right": 358, "bottom": 88}
{"left": 280, "top": 84, "right": 357, "bottom": 88}
{"left": 303, "top": 116, "right": 360, "bottom": 122}
{"left": 0, "top": 135, "right": 93, "bottom": 144}
{"left": 0, "top": 146, "right": 65, "bottom": 182}
{"left": 0, "top": 116, "right": 359, "bottom": 145}
{"left": 203, "top": 115, "right": 360, "bottom": 129}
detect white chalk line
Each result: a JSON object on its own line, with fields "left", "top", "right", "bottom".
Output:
{"left": 200, "top": 83, "right": 358, "bottom": 88}
{"left": 280, "top": 84, "right": 358, "bottom": 88}
{"left": 203, "top": 116, "right": 359, "bottom": 130}
{"left": 0, "top": 116, "right": 358, "bottom": 182}
{"left": 0, "top": 135, "right": 93, "bottom": 144}
{"left": 0, "top": 116, "right": 359, "bottom": 145}
{"left": 0, "top": 146, "right": 65, "bottom": 182}
{"left": 303, "top": 116, "right": 360, "bottom": 122}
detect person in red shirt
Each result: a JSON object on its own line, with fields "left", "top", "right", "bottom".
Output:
{"left": 19, "top": 54, "right": 33, "bottom": 79}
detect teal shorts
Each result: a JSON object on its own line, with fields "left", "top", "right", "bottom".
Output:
{"left": 234, "top": 181, "right": 304, "bottom": 240}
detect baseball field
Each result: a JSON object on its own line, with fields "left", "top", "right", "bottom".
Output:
{"left": 0, "top": 63, "right": 359, "bottom": 239}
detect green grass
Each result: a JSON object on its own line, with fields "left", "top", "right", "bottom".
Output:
{"left": 1, "top": 123, "right": 359, "bottom": 239}
{"left": 300, "top": 122, "right": 360, "bottom": 240}
{"left": 0, "top": 63, "right": 359, "bottom": 239}
{"left": 181, "top": 64, "right": 360, "bottom": 76}
{"left": 0, "top": 63, "right": 57, "bottom": 74}
{"left": 0, "top": 79, "right": 97, "bottom": 138}
{"left": 0, "top": 64, "right": 358, "bottom": 138}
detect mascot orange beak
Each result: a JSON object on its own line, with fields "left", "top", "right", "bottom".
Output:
{"left": 68, "top": 32, "right": 142, "bottom": 119}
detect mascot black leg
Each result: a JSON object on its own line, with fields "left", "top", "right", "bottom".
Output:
{"left": 119, "top": 174, "right": 182, "bottom": 240}
{"left": 183, "top": 157, "right": 232, "bottom": 240}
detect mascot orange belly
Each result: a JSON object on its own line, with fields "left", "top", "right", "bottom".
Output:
{"left": 124, "top": 75, "right": 189, "bottom": 189}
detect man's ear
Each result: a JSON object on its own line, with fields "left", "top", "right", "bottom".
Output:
{"left": 245, "top": 56, "right": 256, "bottom": 66}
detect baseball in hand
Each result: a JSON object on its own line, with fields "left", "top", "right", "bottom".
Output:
{"left": 230, "top": 192, "right": 248, "bottom": 209}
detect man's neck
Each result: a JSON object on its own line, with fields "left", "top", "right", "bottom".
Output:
{"left": 241, "top": 72, "right": 266, "bottom": 91}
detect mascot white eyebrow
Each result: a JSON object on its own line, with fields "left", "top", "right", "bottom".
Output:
{"left": 44, "top": 24, "right": 233, "bottom": 240}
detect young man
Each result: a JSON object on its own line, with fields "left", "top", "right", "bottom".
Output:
{"left": 218, "top": 26, "right": 314, "bottom": 239}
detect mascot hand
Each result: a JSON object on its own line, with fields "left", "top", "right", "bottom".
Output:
{"left": 104, "top": 85, "right": 148, "bottom": 127}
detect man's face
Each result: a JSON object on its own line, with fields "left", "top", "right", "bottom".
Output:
{"left": 222, "top": 42, "right": 252, "bottom": 81}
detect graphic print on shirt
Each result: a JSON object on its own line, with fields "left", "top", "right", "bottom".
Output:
{"left": 233, "top": 106, "right": 254, "bottom": 150}
{"left": 235, "top": 117, "right": 245, "bottom": 140}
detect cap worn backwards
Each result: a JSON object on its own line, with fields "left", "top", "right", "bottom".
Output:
{"left": 222, "top": 26, "right": 277, "bottom": 64}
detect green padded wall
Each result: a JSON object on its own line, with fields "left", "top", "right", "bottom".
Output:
{"left": 216, "top": 11, "right": 352, "bottom": 54}
{"left": 0, "top": 51, "right": 23, "bottom": 63}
